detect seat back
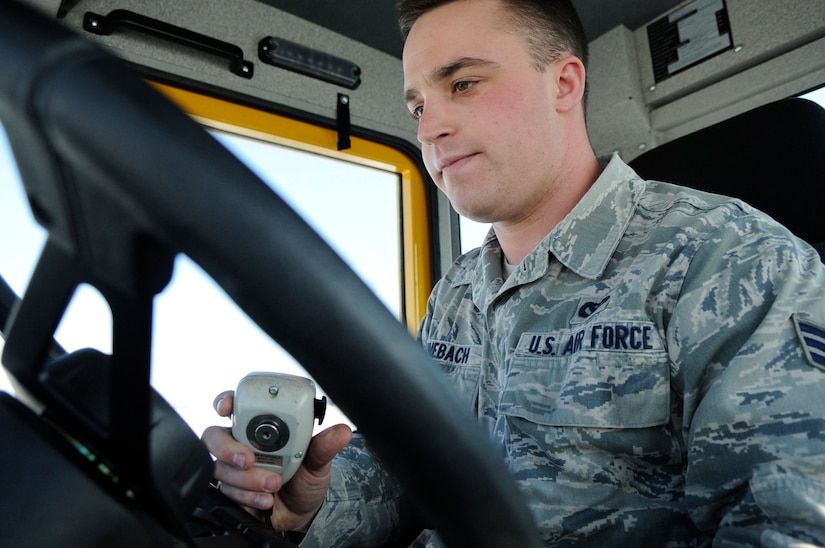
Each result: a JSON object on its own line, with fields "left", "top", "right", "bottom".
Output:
{"left": 629, "top": 97, "right": 825, "bottom": 260}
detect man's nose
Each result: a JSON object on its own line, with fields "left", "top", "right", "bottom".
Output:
{"left": 416, "top": 100, "right": 453, "bottom": 145}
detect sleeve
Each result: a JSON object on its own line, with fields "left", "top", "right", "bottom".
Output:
{"left": 670, "top": 213, "right": 825, "bottom": 545}
{"left": 298, "top": 433, "right": 411, "bottom": 547}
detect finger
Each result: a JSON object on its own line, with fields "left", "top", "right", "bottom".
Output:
{"left": 216, "top": 472, "right": 277, "bottom": 511}
{"left": 303, "top": 424, "right": 353, "bottom": 474}
{"left": 214, "top": 459, "right": 281, "bottom": 495}
{"left": 213, "top": 390, "right": 235, "bottom": 417}
{"left": 201, "top": 425, "right": 255, "bottom": 470}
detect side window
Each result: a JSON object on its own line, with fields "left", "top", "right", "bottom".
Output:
{"left": 213, "top": 131, "right": 402, "bottom": 317}
{"left": 802, "top": 85, "right": 825, "bottom": 110}
{"left": 0, "top": 124, "right": 406, "bottom": 434}
{"left": 153, "top": 133, "right": 405, "bottom": 433}
{"left": 459, "top": 217, "right": 491, "bottom": 254}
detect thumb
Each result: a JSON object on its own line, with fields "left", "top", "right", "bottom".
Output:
{"left": 303, "top": 424, "right": 353, "bottom": 474}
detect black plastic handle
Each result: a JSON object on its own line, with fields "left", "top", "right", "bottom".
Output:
{"left": 83, "top": 10, "right": 253, "bottom": 78}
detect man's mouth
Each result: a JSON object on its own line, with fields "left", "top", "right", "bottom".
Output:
{"left": 439, "top": 153, "right": 477, "bottom": 174}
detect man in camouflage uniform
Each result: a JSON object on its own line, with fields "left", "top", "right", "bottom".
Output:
{"left": 204, "top": 0, "right": 825, "bottom": 544}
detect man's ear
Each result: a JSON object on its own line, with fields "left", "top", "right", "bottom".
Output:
{"left": 554, "top": 56, "right": 586, "bottom": 113}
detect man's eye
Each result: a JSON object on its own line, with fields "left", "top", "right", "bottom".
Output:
{"left": 411, "top": 105, "right": 423, "bottom": 121}
{"left": 454, "top": 81, "right": 476, "bottom": 93}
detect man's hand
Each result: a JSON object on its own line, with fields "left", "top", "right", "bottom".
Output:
{"left": 201, "top": 390, "right": 353, "bottom": 532}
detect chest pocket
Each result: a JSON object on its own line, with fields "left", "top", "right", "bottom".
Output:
{"left": 501, "top": 350, "right": 670, "bottom": 429}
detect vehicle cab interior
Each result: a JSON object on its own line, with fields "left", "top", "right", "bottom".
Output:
{"left": 1, "top": 0, "right": 824, "bottom": 545}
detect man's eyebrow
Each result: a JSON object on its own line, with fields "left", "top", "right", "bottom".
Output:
{"left": 404, "top": 57, "right": 498, "bottom": 104}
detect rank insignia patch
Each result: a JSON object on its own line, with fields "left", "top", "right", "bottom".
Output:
{"left": 792, "top": 314, "right": 825, "bottom": 370}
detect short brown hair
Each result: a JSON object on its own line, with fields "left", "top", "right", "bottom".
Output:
{"left": 397, "top": 0, "right": 589, "bottom": 74}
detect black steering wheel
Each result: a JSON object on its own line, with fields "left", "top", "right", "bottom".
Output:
{"left": 0, "top": 2, "right": 542, "bottom": 546}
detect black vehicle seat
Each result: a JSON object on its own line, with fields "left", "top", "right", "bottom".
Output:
{"left": 629, "top": 97, "right": 825, "bottom": 261}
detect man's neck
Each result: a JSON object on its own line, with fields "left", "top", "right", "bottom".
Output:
{"left": 495, "top": 152, "right": 601, "bottom": 265}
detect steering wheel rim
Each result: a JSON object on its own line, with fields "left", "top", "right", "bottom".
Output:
{"left": 0, "top": 2, "right": 542, "bottom": 546}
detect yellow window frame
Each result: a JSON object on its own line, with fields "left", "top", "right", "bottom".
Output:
{"left": 152, "top": 82, "right": 431, "bottom": 331}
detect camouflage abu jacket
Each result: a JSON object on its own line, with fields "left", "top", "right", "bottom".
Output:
{"left": 302, "top": 154, "right": 825, "bottom": 547}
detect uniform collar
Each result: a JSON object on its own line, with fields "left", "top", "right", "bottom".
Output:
{"left": 540, "top": 153, "right": 646, "bottom": 280}
{"left": 456, "top": 154, "right": 645, "bottom": 307}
